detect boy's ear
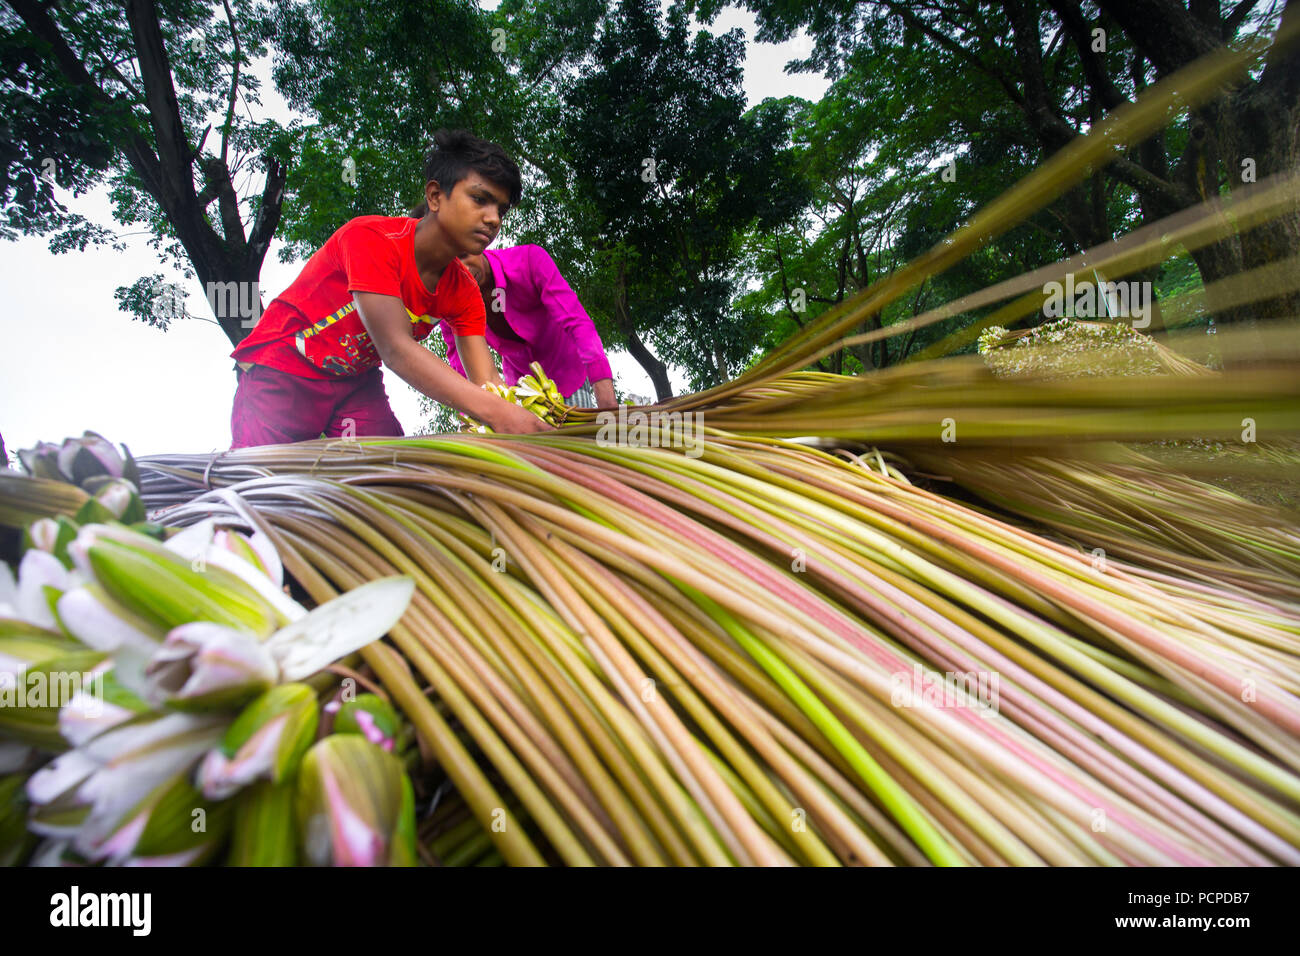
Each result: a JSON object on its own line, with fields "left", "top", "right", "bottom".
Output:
{"left": 424, "top": 180, "right": 444, "bottom": 212}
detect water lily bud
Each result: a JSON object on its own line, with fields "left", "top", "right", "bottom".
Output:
{"left": 27, "top": 519, "right": 60, "bottom": 553}
{"left": 164, "top": 520, "right": 302, "bottom": 624}
{"left": 84, "top": 529, "right": 285, "bottom": 637}
{"left": 197, "top": 683, "right": 318, "bottom": 800}
{"left": 0, "top": 617, "right": 80, "bottom": 674}
{"left": 145, "top": 622, "right": 276, "bottom": 712}
{"left": 90, "top": 479, "right": 145, "bottom": 524}
{"left": 17, "top": 442, "right": 63, "bottom": 481}
{"left": 333, "top": 694, "right": 403, "bottom": 753}
{"left": 55, "top": 431, "right": 127, "bottom": 486}
{"left": 33, "top": 711, "right": 224, "bottom": 862}
{"left": 0, "top": 619, "right": 81, "bottom": 748}
{"left": 295, "top": 734, "right": 417, "bottom": 867}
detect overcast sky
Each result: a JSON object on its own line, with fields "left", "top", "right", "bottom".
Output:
{"left": 0, "top": 5, "right": 827, "bottom": 461}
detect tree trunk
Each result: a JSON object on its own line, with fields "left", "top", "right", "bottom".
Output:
{"left": 624, "top": 328, "right": 673, "bottom": 402}
{"left": 613, "top": 265, "right": 673, "bottom": 401}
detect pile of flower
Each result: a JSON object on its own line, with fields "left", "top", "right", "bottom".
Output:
{"left": 0, "top": 434, "right": 417, "bottom": 866}
{"left": 462, "top": 362, "right": 570, "bottom": 432}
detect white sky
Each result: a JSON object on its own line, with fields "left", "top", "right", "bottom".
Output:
{"left": 0, "top": 7, "right": 826, "bottom": 460}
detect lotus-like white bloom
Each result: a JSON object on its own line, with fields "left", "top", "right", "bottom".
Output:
{"left": 55, "top": 431, "right": 126, "bottom": 484}
{"left": 13, "top": 550, "right": 70, "bottom": 630}
{"left": 56, "top": 585, "right": 161, "bottom": 657}
{"left": 27, "top": 712, "right": 224, "bottom": 863}
{"left": 144, "top": 622, "right": 277, "bottom": 710}
{"left": 58, "top": 670, "right": 143, "bottom": 748}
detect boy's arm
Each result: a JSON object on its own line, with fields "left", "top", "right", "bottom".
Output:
{"left": 456, "top": 334, "right": 506, "bottom": 387}
{"left": 353, "top": 292, "right": 552, "bottom": 434}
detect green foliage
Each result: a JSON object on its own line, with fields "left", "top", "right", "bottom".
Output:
{"left": 537, "top": 0, "right": 809, "bottom": 390}
{"left": 2, "top": 0, "right": 294, "bottom": 339}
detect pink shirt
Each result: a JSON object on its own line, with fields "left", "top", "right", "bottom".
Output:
{"left": 442, "top": 245, "right": 614, "bottom": 396}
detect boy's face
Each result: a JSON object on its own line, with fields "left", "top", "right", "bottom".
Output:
{"left": 426, "top": 172, "right": 511, "bottom": 255}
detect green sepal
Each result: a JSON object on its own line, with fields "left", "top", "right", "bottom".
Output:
{"left": 73, "top": 497, "right": 121, "bottom": 526}
{"left": 220, "top": 684, "right": 319, "bottom": 783}
{"left": 21, "top": 516, "right": 79, "bottom": 567}
{"left": 0, "top": 774, "right": 38, "bottom": 866}
{"left": 132, "top": 774, "right": 233, "bottom": 858}
{"left": 228, "top": 780, "right": 298, "bottom": 866}
{"left": 0, "top": 650, "right": 107, "bottom": 750}
{"left": 88, "top": 537, "right": 281, "bottom": 637}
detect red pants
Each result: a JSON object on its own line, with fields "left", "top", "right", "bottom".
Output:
{"left": 230, "top": 364, "right": 404, "bottom": 449}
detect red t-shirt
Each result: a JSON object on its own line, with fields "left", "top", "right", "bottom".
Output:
{"left": 231, "top": 215, "right": 486, "bottom": 379}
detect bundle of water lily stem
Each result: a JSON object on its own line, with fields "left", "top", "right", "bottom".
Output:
{"left": 4, "top": 23, "right": 1300, "bottom": 866}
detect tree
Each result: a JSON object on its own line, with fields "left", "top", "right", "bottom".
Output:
{"left": 265, "top": 0, "right": 545, "bottom": 258}
{"left": 2, "top": 0, "right": 291, "bottom": 345}
{"left": 695, "top": 0, "right": 1300, "bottom": 326}
{"left": 549, "top": 0, "right": 808, "bottom": 397}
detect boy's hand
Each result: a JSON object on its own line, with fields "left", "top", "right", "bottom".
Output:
{"left": 488, "top": 401, "right": 555, "bottom": 434}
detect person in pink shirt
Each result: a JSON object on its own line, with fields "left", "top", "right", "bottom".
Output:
{"left": 450, "top": 245, "right": 617, "bottom": 408}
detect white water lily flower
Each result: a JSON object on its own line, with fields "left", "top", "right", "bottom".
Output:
{"left": 144, "top": 622, "right": 277, "bottom": 710}
{"left": 14, "top": 550, "right": 70, "bottom": 630}
{"left": 59, "top": 669, "right": 143, "bottom": 748}
{"left": 56, "top": 585, "right": 162, "bottom": 657}
{"left": 69, "top": 712, "right": 225, "bottom": 862}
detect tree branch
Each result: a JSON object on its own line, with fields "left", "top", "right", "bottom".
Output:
{"left": 219, "top": 0, "right": 242, "bottom": 169}
{"left": 246, "top": 156, "right": 287, "bottom": 271}
{"left": 7, "top": 0, "right": 166, "bottom": 201}
{"left": 123, "top": 0, "right": 201, "bottom": 210}
{"left": 1045, "top": 0, "right": 1128, "bottom": 110}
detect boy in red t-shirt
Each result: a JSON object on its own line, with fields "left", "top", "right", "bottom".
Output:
{"left": 229, "top": 129, "right": 552, "bottom": 447}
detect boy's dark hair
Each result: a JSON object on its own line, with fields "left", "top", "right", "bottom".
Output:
{"left": 416, "top": 129, "right": 522, "bottom": 216}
